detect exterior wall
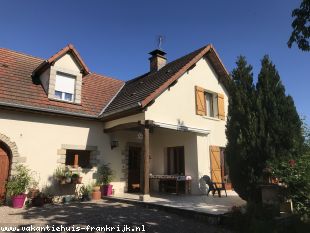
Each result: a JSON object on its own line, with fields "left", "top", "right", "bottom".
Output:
{"left": 145, "top": 56, "right": 229, "bottom": 190}
{"left": 149, "top": 128, "right": 200, "bottom": 194}
{"left": 54, "top": 54, "right": 81, "bottom": 73}
{"left": 0, "top": 109, "right": 125, "bottom": 195}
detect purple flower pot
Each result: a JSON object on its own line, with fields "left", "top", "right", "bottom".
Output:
{"left": 12, "top": 194, "right": 26, "bottom": 208}
{"left": 101, "top": 185, "right": 113, "bottom": 197}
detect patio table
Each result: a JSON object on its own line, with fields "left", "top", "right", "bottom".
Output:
{"left": 149, "top": 175, "right": 192, "bottom": 194}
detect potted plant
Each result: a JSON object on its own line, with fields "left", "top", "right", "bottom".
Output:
{"left": 91, "top": 182, "right": 101, "bottom": 200}
{"left": 64, "top": 168, "right": 72, "bottom": 184}
{"left": 79, "top": 184, "right": 92, "bottom": 201}
{"left": 54, "top": 166, "right": 66, "bottom": 184}
{"left": 6, "top": 164, "right": 32, "bottom": 208}
{"left": 97, "top": 163, "right": 114, "bottom": 196}
{"left": 71, "top": 173, "right": 83, "bottom": 184}
{"left": 27, "top": 171, "right": 40, "bottom": 199}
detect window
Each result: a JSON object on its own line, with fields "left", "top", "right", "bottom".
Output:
{"left": 205, "top": 92, "right": 214, "bottom": 117}
{"left": 65, "top": 150, "right": 91, "bottom": 168}
{"left": 54, "top": 72, "right": 75, "bottom": 102}
{"left": 167, "top": 146, "right": 185, "bottom": 175}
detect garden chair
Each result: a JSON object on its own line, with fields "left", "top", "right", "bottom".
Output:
{"left": 202, "top": 175, "right": 227, "bottom": 197}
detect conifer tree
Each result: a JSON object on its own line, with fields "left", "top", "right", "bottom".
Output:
{"left": 225, "top": 56, "right": 260, "bottom": 202}
{"left": 256, "top": 56, "right": 303, "bottom": 166}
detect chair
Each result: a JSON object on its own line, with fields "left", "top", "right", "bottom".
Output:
{"left": 202, "top": 175, "right": 227, "bottom": 197}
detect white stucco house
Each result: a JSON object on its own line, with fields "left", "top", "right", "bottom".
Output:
{"left": 0, "top": 43, "right": 231, "bottom": 201}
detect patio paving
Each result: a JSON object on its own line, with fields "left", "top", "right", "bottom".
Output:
{"left": 0, "top": 200, "right": 233, "bottom": 233}
{"left": 107, "top": 190, "right": 246, "bottom": 215}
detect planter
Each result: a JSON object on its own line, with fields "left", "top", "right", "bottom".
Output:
{"left": 65, "top": 177, "right": 72, "bottom": 184}
{"left": 63, "top": 195, "right": 72, "bottom": 204}
{"left": 101, "top": 184, "right": 113, "bottom": 197}
{"left": 92, "top": 186, "right": 101, "bottom": 200}
{"left": 11, "top": 194, "right": 27, "bottom": 208}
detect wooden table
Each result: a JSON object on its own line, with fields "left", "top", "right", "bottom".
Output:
{"left": 149, "top": 175, "right": 192, "bottom": 194}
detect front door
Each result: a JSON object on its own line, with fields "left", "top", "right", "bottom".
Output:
{"left": 0, "top": 145, "right": 10, "bottom": 202}
{"left": 128, "top": 146, "right": 142, "bottom": 193}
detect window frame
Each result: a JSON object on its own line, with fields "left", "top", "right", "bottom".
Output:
{"left": 54, "top": 72, "right": 76, "bottom": 102}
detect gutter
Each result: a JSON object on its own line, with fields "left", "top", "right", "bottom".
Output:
{"left": 153, "top": 121, "right": 210, "bottom": 135}
{"left": 0, "top": 101, "right": 98, "bottom": 119}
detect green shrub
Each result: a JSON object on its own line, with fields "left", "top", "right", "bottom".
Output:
{"left": 97, "top": 163, "right": 113, "bottom": 185}
{"left": 6, "top": 164, "right": 32, "bottom": 197}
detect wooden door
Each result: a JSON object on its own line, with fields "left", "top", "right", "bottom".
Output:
{"left": 210, "top": 146, "right": 222, "bottom": 188}
{"left": 0, "top": 146, "right": 10, "bottom": 202}
{"left": 128, "top": 146, "right": 141, "bottom": 193}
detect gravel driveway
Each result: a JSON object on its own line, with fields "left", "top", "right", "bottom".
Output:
{"left": 0, "top": 200, "right": 232, "bottom": 233}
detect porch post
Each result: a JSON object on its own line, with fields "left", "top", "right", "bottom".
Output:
{"left": 143, "top": 122, "right": 150, "bottom": 195}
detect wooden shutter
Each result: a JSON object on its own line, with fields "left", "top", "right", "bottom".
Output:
{"left": 195, "top": 86, "right": 206, "bottom": 116}
{"left": 217, "top": 93, "right": 225, "bottom": 120}
{"left": 210, "top": 146, "right": 222, "bottom": 188}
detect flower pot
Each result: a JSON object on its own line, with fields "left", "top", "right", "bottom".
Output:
{"left": 92, "top": 191, "right": 101, "bottom": 200}
{"left": 11, "top": 194, "right": 27, "bottom": 208}
{"left": 93, "top": 186, "right": 100, "bottom": 192}
{"left": 65, "top": 177, "right": 71, "bottom": 184}
{"left": 101, "top": 184, "right": 113, "bottom": 197}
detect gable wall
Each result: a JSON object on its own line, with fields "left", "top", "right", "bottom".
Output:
{"left": 145, "top": 56, "right": 229, "bottom": 147}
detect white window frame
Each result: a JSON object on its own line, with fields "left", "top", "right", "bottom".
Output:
{"left": 205, "top": 91, "right": 218, "bottom": 118}
{"left": 54, "top": 72, "right": 76, "bottom": 102}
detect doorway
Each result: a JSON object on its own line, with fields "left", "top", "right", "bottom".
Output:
{"left": 0, "top": 143, "right": 10, "bottom": 202}
{"left": 128, "top": 146, "right": 142, "bottom": 193}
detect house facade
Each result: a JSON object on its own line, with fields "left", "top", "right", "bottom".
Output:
{"left": 0, "top": 44, "right": 230, "bottom": 200}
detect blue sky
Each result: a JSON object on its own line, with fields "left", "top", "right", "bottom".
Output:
{"left": 0, "top": 0, "right": 309, "bottom": 123}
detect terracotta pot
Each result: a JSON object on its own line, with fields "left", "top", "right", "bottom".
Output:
{"left": 92, "top": 191, "right": 101, "bottom": 200}
{"left": 93, "top": 186, "right": 100, "bottom": 192}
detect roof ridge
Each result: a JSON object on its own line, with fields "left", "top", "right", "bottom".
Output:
{"left": 0, "top": 47, "right": 44, "bottom": 61}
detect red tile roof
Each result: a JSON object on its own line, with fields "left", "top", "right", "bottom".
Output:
{"left": 0, "top": 47, "right": 124, "bottom": 118}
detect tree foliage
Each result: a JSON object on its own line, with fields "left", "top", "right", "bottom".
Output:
{"left": 226, "top": 56, "right": 304, "bottom": 204}
{"left": 225, "top": 56, "right": 260, "bottom": 203}
{"left": 288, "top": 0, "right": 310, "bottom": 51}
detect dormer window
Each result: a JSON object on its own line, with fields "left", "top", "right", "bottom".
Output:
{"left": 35, "top": 44, "right": 90, "bottom": 105}
{"left": 54, "top": 72, "right": 76, "bottom": 102}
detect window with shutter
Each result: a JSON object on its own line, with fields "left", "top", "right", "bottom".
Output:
{"left": 195, "top": 86, "right": 206, "bottom": 115}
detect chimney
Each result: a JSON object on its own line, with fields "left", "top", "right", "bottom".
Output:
{"left": 149, "top": 49, "right": 167, "bottom": 72}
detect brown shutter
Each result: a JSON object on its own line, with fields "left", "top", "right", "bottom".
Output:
{"left": 217, "top": 93, "right": 225, "bottom": 120}
{"left": 195, "top": 86, "right": 206, "bottom": 116}
{"left": 210, "top": 146, "right": 222, "bottom": 188}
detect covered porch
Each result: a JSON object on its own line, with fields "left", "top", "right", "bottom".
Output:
{"left": 104, "top": 118, "right": 213, "bottom": 197}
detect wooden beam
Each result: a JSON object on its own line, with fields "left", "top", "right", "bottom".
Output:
{"left": 142, "top": 125, "right": 150, "bottom": 194}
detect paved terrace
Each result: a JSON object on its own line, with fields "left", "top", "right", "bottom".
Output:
{"left": 106, "top": 191, "right": 246, "bottom": 215}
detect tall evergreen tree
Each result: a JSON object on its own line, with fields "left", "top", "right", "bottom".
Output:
{"left": 225, "top": 56, "right": 260, "bottom": 203}
{"left": 256, "top": 56, "right": 303, "bottom": 166}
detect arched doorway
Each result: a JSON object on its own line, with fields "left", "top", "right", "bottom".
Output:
{"left": 0, "top": 142, "right": 10, "bottom": 202}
